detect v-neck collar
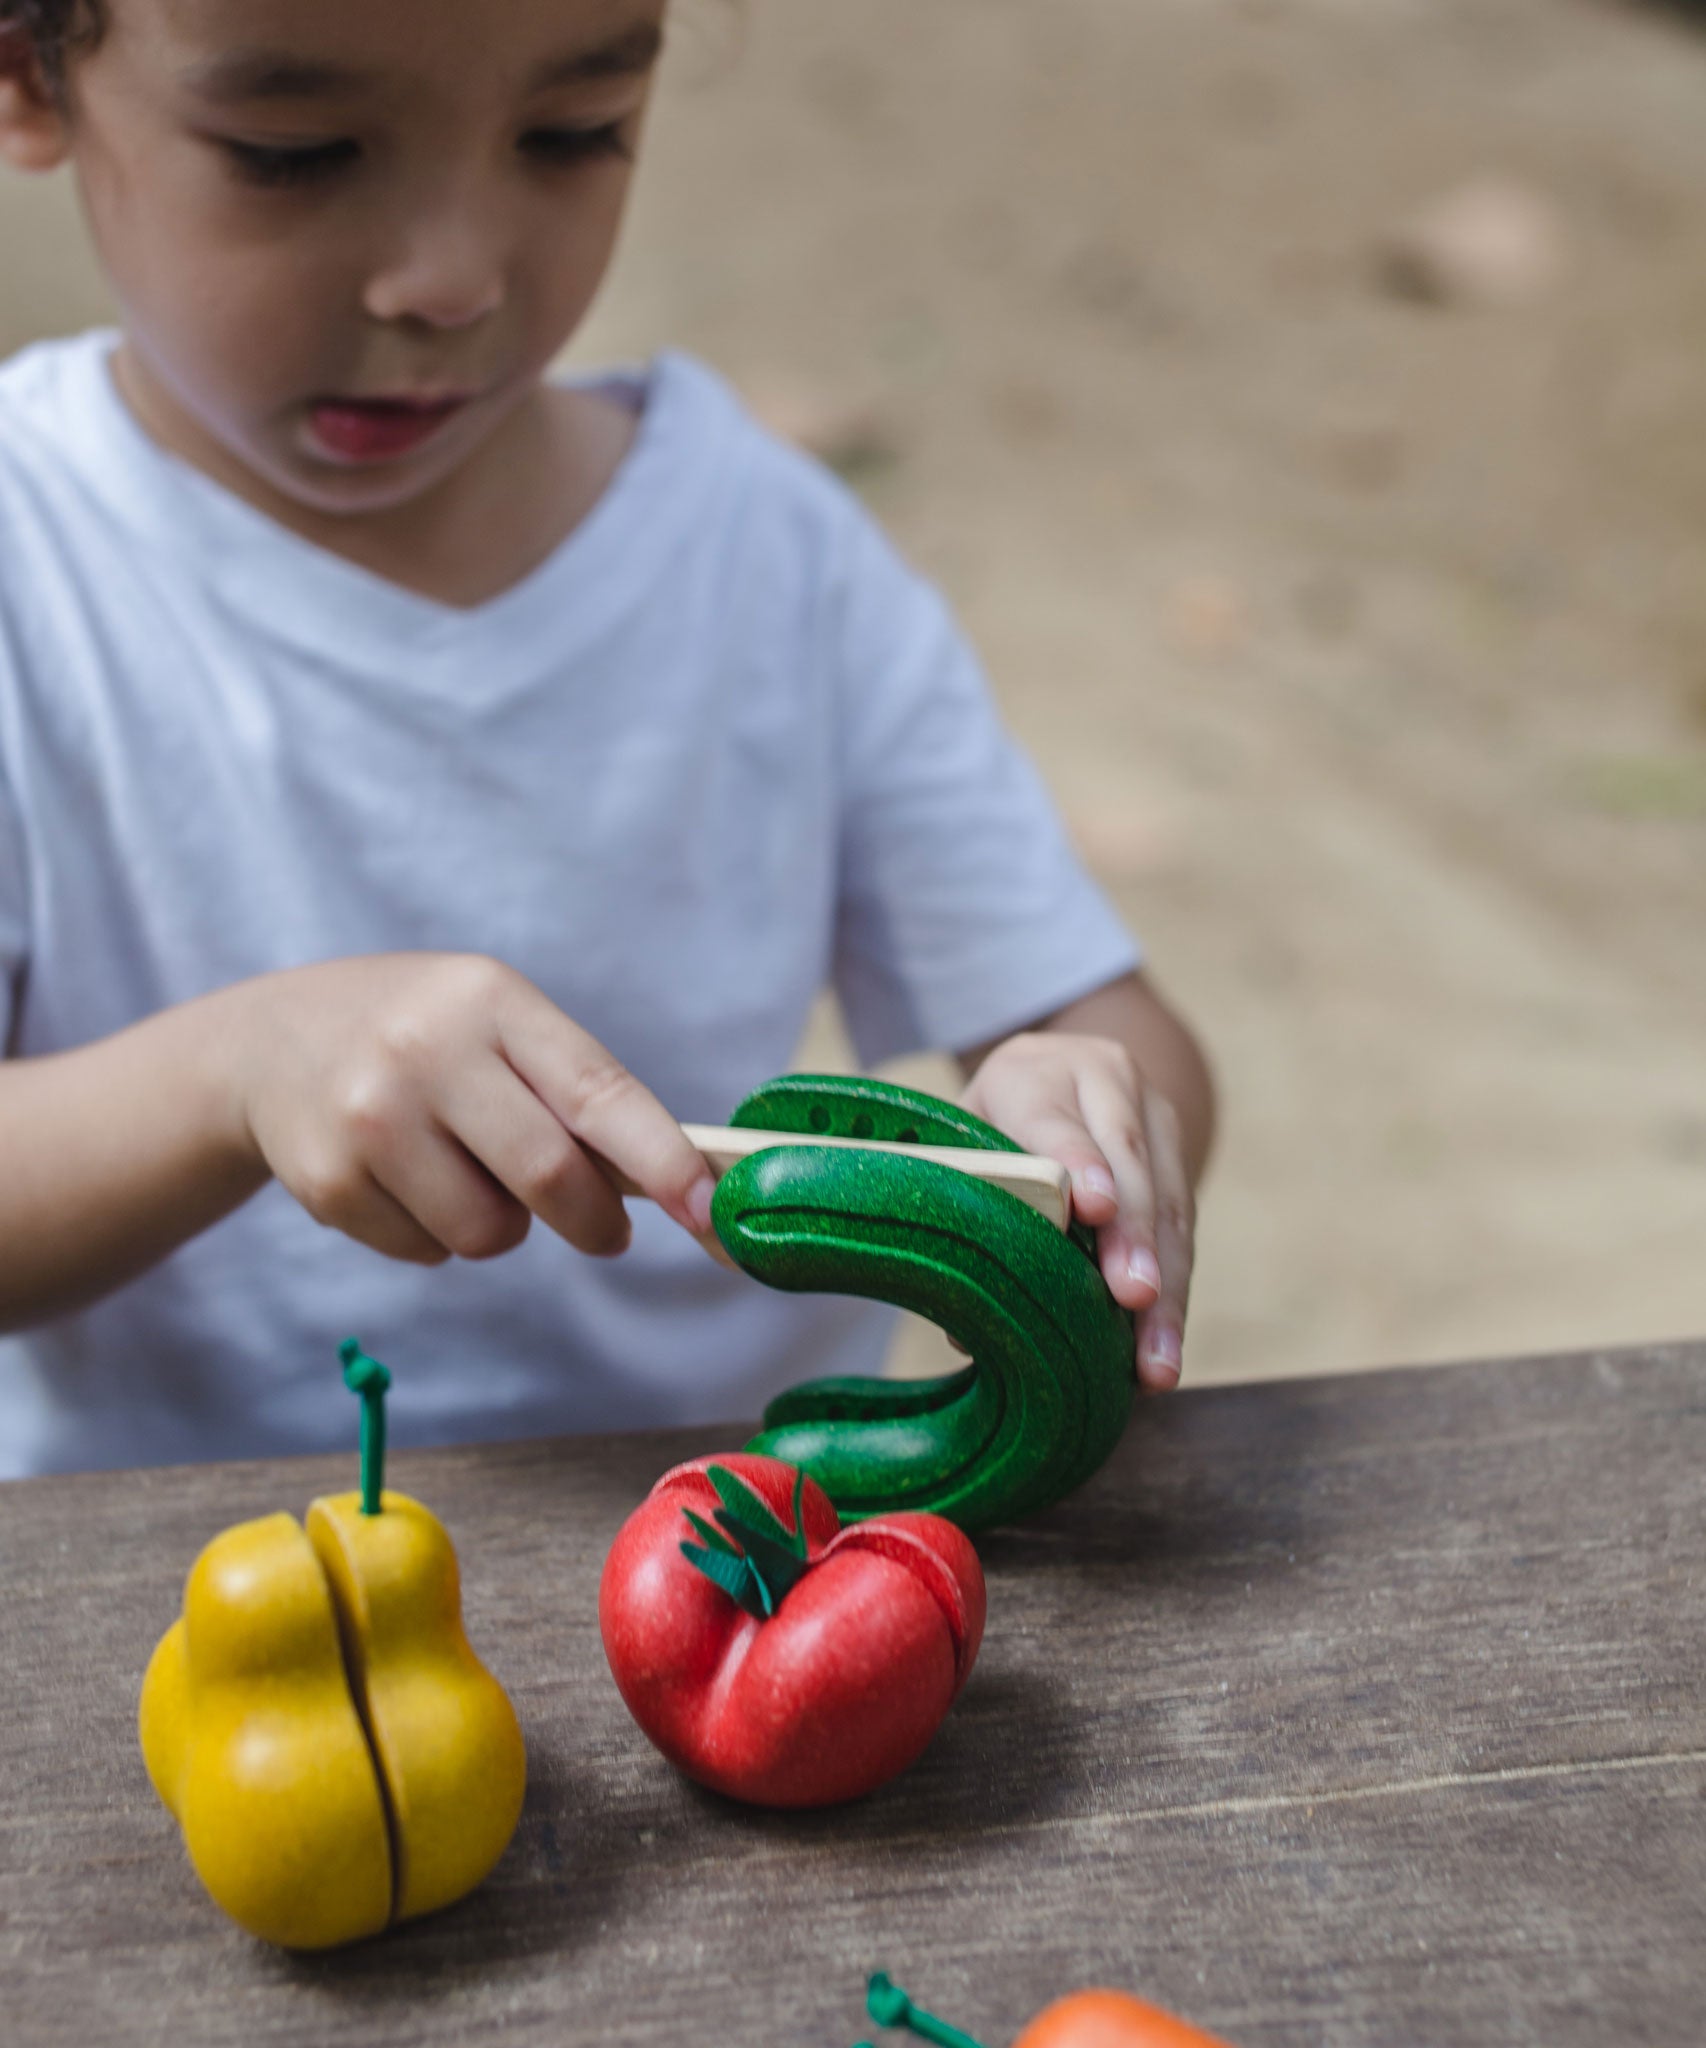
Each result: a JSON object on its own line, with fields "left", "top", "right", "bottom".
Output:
{"left": 47, "top": 334, "right": 739, "bottom": 689}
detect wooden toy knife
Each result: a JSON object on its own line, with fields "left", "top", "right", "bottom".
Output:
{"left": 612, "top": 1125, "right": 1072, "bottom": 1233}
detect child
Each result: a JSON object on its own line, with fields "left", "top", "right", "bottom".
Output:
{"left": 0, "top": 0, "right": 1214, "bottom": 1478}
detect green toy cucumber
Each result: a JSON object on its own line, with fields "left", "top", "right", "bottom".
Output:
{"left": 711, "top": 1075, "right": 1134, "bottom": 1535}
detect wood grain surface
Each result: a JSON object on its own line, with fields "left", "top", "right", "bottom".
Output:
{"left": 3, "top": 1343, "right": 1703, "bottom": 2047}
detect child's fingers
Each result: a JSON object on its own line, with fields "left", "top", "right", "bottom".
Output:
{"left": 359, "top": 1180, "right": 458, "bottom": 1265}
{"left": 434, "top": 1055, "right": 633, "bottom": 1255}
{"left": 960, "top": 1030, "right": 1197, "bottom": 1390}
{"left": 1073, "top": 1064, "right": 1162, "bottom": 1312}
{"left": 495, "top": 988, "right": 716, "bottom": 1237}
{"left": 965, "top": 1054, "right": 1122, "bottom": 1225}
{"left": 1136, "top": 1092, "right": 1195, "bottom": 1392}
{"left": 366, "top": 1114, "right": 543, "bottom": 1260}
{"left": 1025, "top": 1117, "right": 1122, "bottom": 1227}
{"left": 295, "top": 1164, "right": 453, "bottom": 1267}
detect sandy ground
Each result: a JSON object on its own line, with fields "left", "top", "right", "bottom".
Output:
{"left": 3, "top": 0, "right": 1705, "bottom": 1388}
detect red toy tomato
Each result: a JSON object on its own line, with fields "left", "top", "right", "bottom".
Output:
{"left": 599, "top": 1453, "right": 985, "bottom": 1807}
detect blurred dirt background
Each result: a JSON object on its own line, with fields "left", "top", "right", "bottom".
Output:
{"left": 4, "top": 0, "right": 1705, "bottom": 1387}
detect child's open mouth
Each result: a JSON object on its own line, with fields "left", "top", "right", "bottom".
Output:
{"left": 306, "top": 394, "right": 472, "bottom": 465}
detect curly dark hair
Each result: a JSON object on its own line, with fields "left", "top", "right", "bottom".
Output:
{"left": 0, "top": 0, "right": 105, "bottom": 93}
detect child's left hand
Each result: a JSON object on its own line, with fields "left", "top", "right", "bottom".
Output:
{"left": 960, "top": 1026, "right": 1198, "bottom": 1393}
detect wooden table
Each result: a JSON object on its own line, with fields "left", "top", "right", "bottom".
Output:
{"left": 4, "top": 1343, "right": 1703, "bottom": 2047}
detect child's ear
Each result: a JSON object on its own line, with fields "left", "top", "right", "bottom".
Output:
{"left": 0, "top": 26, "right": 74, "bottom": 173}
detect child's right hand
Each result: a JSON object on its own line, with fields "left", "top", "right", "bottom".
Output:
{"left": 229, "top": 955, "right": 717, "bottom": 1265}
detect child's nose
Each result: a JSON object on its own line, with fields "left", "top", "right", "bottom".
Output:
{"left": 363, "top": 210, "right": 506, "bottom": 331}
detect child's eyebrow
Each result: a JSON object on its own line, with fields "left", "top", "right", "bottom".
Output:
{"left": 182, "top": 54, "right": 367, "bottom": 104}
{"left": 183, "top": 22, "right": 664, "bottom": 106}
{"left": 529, "top": 20, "right": 663, "bottom": 89}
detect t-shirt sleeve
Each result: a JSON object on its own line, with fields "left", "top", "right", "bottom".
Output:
{"left": 829, "top": 509, "right": 1141, "bottom": 1068}
{"left": 0, "top": 678, "right": 25, "bottom": 1056}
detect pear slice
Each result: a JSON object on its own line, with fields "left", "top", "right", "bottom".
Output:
{"left": 307, "top": 1491, "right": 527, "bottom": 1924}
{"left": 139, "top": 1512, "right": 393, "bottom": 1949}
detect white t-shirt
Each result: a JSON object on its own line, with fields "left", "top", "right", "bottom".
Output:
{"left": 0, "top": 332, "right": 1139, "bottom": 1477}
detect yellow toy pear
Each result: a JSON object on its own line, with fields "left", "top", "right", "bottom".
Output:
{"left": 140, "top": 1342, "right": 526, "bottom": 1949}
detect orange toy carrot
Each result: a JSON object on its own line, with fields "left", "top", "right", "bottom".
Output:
{"left": 1013, "top": 1988, "right": 1235, "bottom": 2048}
{"left": 857, "top": 1973, "right": 1235, "bottom": 2048}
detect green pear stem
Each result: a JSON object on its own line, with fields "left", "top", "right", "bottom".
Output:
{"left": 339, "top": 1338, "right": 391, "bottom": 1516}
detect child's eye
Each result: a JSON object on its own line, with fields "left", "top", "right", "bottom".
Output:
{"left": 222, "top": 138, "right": 360, "bottom": 189}
{"left": 519, "top": 122, "right": 631, "bottom": 168}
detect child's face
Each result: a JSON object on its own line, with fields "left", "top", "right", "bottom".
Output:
{"left": 23, "top": 0, "right": 665, "bottom": 515}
